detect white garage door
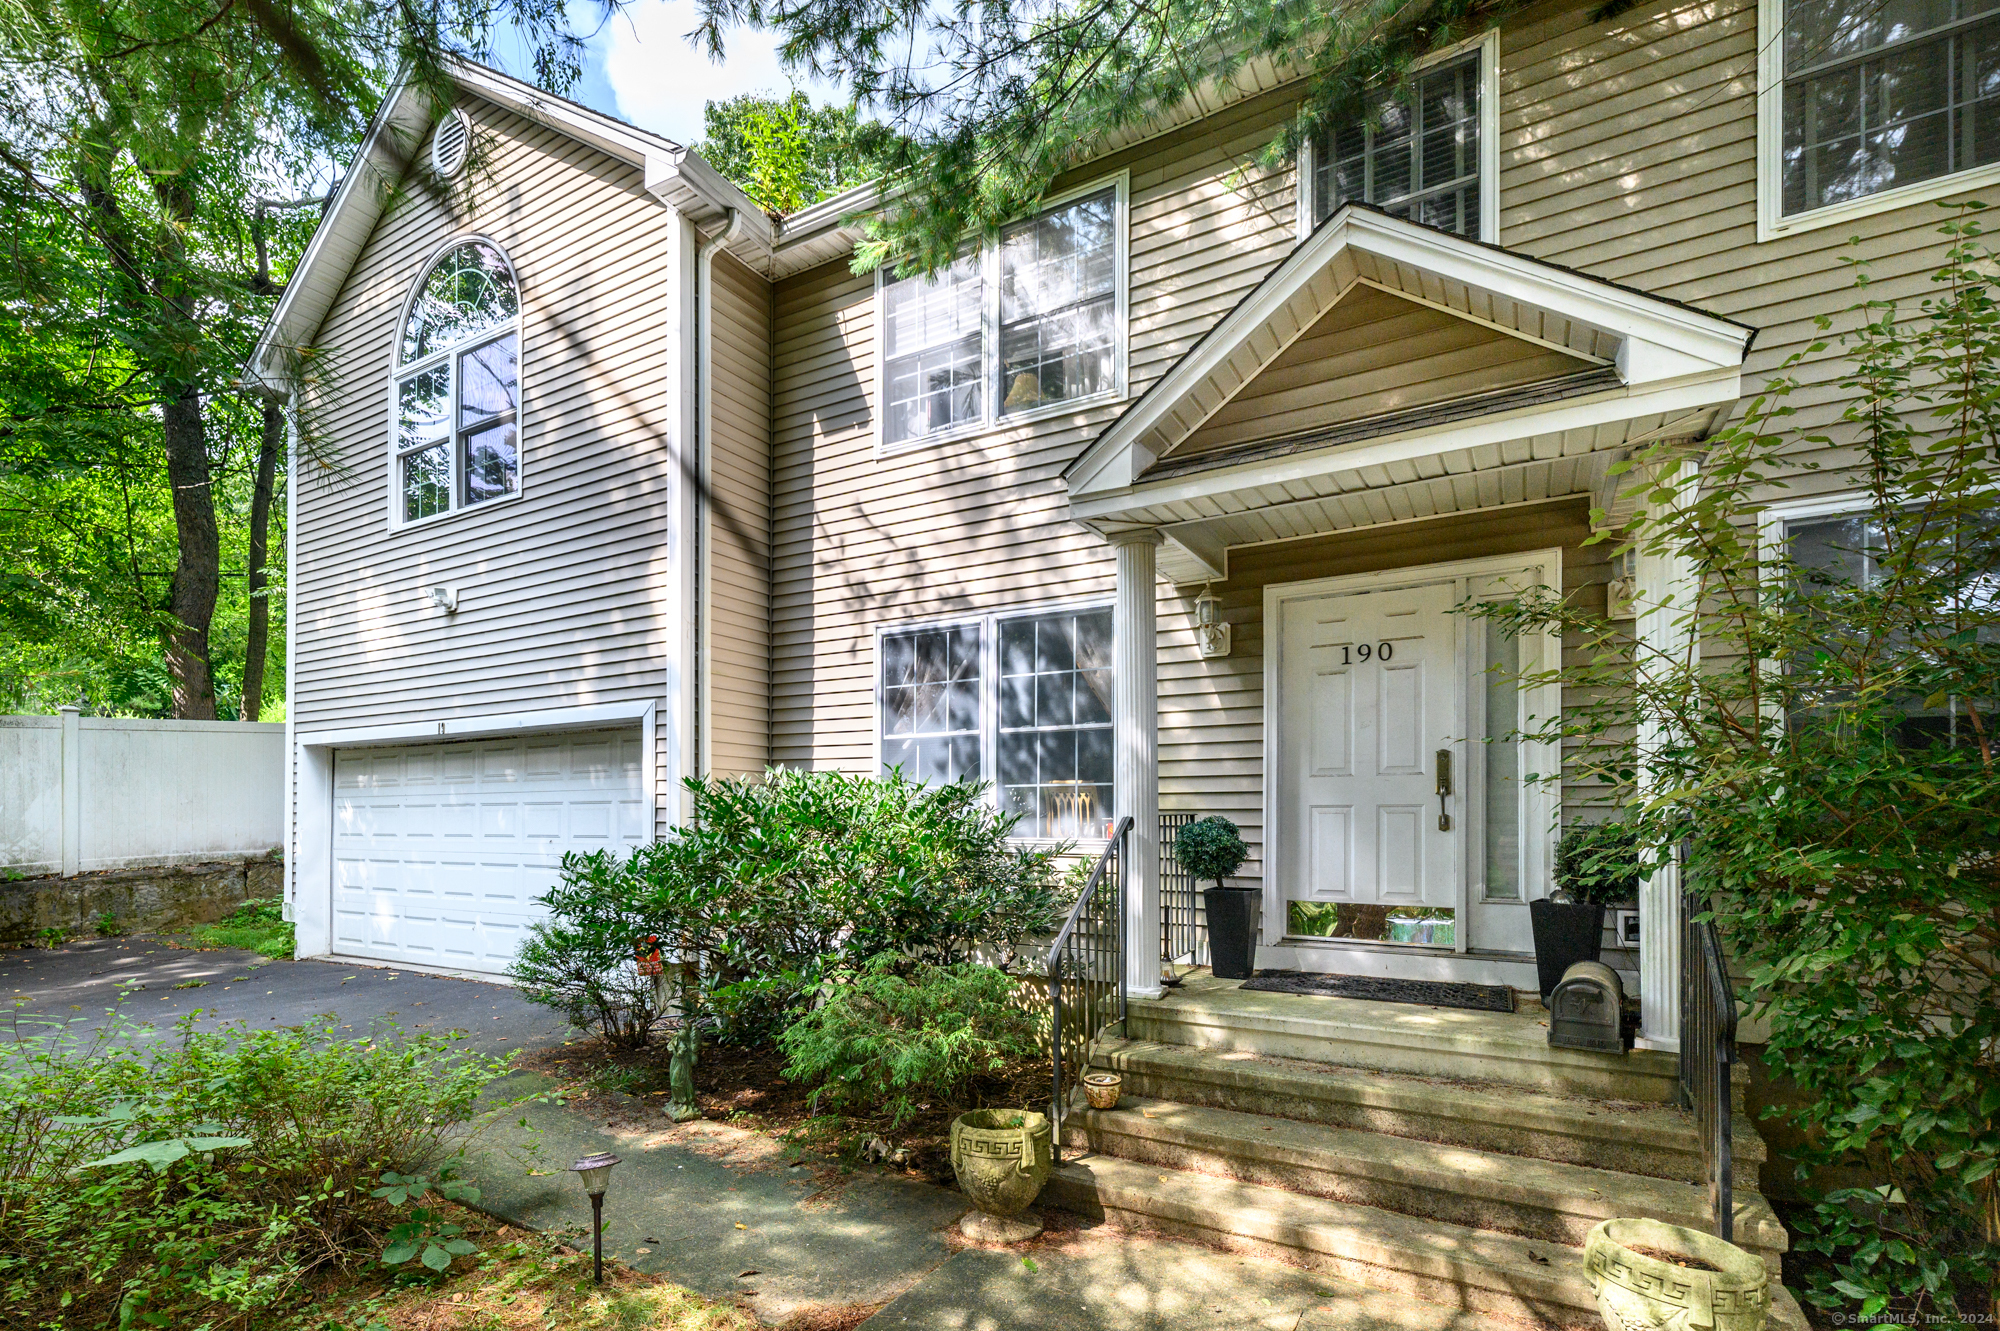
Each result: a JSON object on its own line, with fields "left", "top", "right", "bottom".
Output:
{"left": 331, "top": 728, "right": 648, "bottom": 973}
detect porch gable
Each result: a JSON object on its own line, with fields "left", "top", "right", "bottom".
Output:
{"left": 1062, "top": 205, "right": 1755, "bottom": 584}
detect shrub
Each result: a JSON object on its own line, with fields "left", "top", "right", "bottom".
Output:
{"left": 1176, "top": 815, "right": 1249, "bottom": 889}
{"left": 0, "top": 1012, "right": 511, "bottom": 1328}
{"left": 684, "top": 769, "right": 1070, "bottom": 974}
{"left": 509, "top": 850, "right": 670, "bottom": 1048}
{"left": 191, "top": 896, "right": 294, "bottom": 958}
{"left": 514, "top": 770, "right": 1070, "bottom": 1050}
{"left": 777, "top": 956, "right": 1041, "bottom": 1128}
{"left": 1474, "top": 221, "right": 1999, "bottom": 1321}
{"left": 1552, "top": 821, "right": 1643, "bottom": 905}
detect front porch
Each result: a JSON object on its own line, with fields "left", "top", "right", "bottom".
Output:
{"left": 1069, "top": 206, "right": 1756, "bottom": 1050}
{"left": 1043, "top": 970, "right": 1802, "bottom": 1330}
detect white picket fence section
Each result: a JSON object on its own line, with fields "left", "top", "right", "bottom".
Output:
{"left": 0, "top": 711, "right": 285, "bottom": 875}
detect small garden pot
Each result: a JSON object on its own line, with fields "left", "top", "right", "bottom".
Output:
{"left": 1584, "top": 1217, "right": 1769, "bottom": 1331}
{"left": 1082, "top": 1072, "right": 1122, "bottom": 1110}
{"left": 1529, "top": 898, "right": 1606, "bottom": 1001}
{"left": 1203, "top": 886, "right": 1263, "bottom": 980}
{"left": 949, "top": 1109, "right": 1054, "bottom": 1241}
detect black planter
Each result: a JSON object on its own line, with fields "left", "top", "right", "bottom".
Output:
{"left": 1203, "top": 886, "right": 1263, "bottom": 980}
{"left": 1529, "top": 899, "right": 1606, "bottom": 1001}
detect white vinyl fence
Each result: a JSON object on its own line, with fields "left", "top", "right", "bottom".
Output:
{"left": 0, "top": 710, "right": 285, "bottom": 875}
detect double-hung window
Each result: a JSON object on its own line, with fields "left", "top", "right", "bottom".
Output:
{"left": 392, "top": 240, "right": 521, "bottom": 524}
{"left": 1775, "top": 502, "right": 2000, "bottom": 740}
{"left": 878, "top": 605, "right": 1116, "bottom": 840}
{"left": 1763, "top": 0, "right": 2000, "bottom": 234}
{"left": 1306, "top": 32, "right": 1497, "bottom": 241}
{"left": 878, "top": 181, "right": 1125, "bottom": 451}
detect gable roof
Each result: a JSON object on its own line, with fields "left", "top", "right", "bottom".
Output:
{"left": 246, "top": 60, "right": 769, "bottom": 392}
{"left": 1064, "top": 203, "right": 1756, "bottom": 501}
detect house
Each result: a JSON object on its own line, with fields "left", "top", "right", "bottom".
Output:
{"left": 248, "top": 0, "right": 1980, "bottom": 1314}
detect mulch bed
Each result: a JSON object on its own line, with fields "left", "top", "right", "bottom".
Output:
{"left": 518, "top": 1033, "right": 1051, "bottom": 1186}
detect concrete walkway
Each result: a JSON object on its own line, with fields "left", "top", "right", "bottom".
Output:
{"left": 6, "top": 939, "right": 1481, "bottom": 1328}
{"left": 465, "top": 1073, "right": 1484, "bottom": 1330}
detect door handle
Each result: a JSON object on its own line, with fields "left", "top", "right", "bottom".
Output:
{"left": 1435, "top": 749, "right": 1453, "bottom": 832}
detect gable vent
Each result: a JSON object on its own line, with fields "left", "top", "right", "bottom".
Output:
{"left": 430, "top": 110, "right": 470, "bottom": 179}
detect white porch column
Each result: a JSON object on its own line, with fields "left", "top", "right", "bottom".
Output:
{"left": 1633, "top": 459, "right": 1699, "bottom": 1052}
{"left": 1111, "top": 529, "right": 1163, "bottom": 1000}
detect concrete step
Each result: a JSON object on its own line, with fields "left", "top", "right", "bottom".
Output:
{"left": 1091, "top": 1037, "right": 1765, "bottom": 1188}
{"left": 1044, "top": 1153, "right": 1810, "bottom": 1331}
{"left": 1128, "top": 981, "right": 1679, "bottom": 1102}
{"left": 1064, "top": 1095, "right": 1787, "bottom": 1272}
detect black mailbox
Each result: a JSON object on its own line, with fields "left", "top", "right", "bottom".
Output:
{"left": 1548, "top": 960, "right": 1624, "bottom": 1053}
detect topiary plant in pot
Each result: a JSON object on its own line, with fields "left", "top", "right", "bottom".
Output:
{"left": 1176, "top": 816, "right": 1258, "bottom": 980}
{"left": 1533, "top": 820, "right": 1644, "bottom": 1001}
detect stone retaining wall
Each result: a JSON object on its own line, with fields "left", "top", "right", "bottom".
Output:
{"left": 0, "top": 852, "right": 282, "bottom": 947}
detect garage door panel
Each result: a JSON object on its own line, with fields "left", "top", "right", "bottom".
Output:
{"left": 330, "top": 728, "right": 647, "bottom": 973}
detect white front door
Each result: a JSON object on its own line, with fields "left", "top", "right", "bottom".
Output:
{"left": 1269, "top": 554, "right": 1560, "bottom": 969}
{"left": 1278, "top": 580, "right": 1463, "bottom": 927}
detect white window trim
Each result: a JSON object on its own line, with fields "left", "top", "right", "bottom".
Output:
{"left": 873, "top": 171, "right": 1131, "bottom": 458}
{"left": 385, "top": 233, "right": 527, "bottom": 530}
{"left": 1296, "top": 28, "right": 1500, "bottom": 245}
{"left": 871, "top": 596, "right": 1119, "bottom": 847}
{"left": 1754, "top": 490, "right": 1876, "bottom": 563}
{"left": 1757, "top": 0, "right": 2000, "bottom": 242}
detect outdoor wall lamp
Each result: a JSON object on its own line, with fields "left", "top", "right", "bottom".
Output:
{"left": 1195, "top": 584, "right": 1231, "bottom": 658}
{"left": 568, "top": 1152, "right": 620, "bottom": 1284}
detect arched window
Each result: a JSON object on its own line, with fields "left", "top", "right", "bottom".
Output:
{"left": 394, "top": 240, "right": 520, "bottom": 522}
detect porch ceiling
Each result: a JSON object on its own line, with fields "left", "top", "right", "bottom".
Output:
{"left": 1064, "top": 205, "right": 1754, "bottom": 582}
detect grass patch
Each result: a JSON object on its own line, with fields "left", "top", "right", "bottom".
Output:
{"left": 282, "top": 1202, "right": 758, "bottom": 1331}
{"left": 192, "top": 896, "right": 295, "bottom": 958}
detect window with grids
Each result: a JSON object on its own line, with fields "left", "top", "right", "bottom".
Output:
{"left": 880, "top": 623, "right": 983, "bottom": 784}
{"left": 882, "top": 254, "right": 983, "bottom": 447}
{"left": 877, "top": 606, "right": 1116, "bottom": 840}
{"left": 998, "top": 188, "right": 1117, "bottom": 417}
{"left": 394, "top": 241, "right": 520, "bottom": 522}
{"left": 1314, "top": 51, "right": 1482, "bottom": 236}
{"left": 1780, "top": 0, "right": 2000, "bottom": 216}
{"left": 878, "top": 185, "right": 1121, "bottom": 448}
{"left": 997, "top": 609, "right": 1115, "bottom": 840}
{"left": 1784, "top": 507, "right": 2000, "bottom": 740}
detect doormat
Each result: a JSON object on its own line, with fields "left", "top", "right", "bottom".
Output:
{"left": 1239, "top": 971, "right": 1515, "bottom": 1014}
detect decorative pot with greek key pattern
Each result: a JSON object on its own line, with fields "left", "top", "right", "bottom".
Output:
{"left": 948, "top": 1110, "right": 1053, "bottom": 1218}
{"left": 1584, "top": 1218, "right": 1769, "bottom": 1331}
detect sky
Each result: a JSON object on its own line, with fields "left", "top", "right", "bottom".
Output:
{"left": 495, "top": 0, "right": 846, "bottom": 147}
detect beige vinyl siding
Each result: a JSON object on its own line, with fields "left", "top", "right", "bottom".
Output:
{"left": 706, "top": 250, "right": 773, "bottom": 778}
{"left": 769, "top": 88, "right": 1304, "bottom": 777}
{"left": 291, "top": 95, "right": 680, "bottom": 835}
{"left": 1501, "top": 0, "right": 2000, "bottom": 457}
{"left": 1172, "top": 285, "right": 1597, "bottom": 458}
{"left": 1153, "top": 500, "right": 1604, "bottom": 882}
{"left": 769, "top": 0, "right": 1993, "bottom": 884}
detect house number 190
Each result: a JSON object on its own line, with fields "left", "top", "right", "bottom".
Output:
{"left": 1340, "top": 642, "right": 1393, "bottom": 664}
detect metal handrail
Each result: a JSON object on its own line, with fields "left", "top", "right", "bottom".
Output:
{"left": 1160, "top": 812, "right": 1201, "bottom": 972}
{"left": 1048, "top": 815, "right": 1133, "bottom": 1164}
{"left": 1678, "top": 839, "right": 1738, "bottom": 1241}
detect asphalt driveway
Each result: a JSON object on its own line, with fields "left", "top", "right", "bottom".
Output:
{"left": 0, "top": 935, "right": 570, "bottom": 1054}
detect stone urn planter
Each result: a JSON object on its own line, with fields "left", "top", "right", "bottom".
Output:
{"left": 1584, "top": 1218, "right": 1770, "bottom": 1331}
{"left": 949, "top": 1109, "right": 1054, "bottom": 1242}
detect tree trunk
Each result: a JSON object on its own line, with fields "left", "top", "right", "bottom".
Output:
{"left": 240, "top": 401, "right": 283, "bottom": 721}
{"left": 161, "top": 382, "right": 220, "bottom": 719}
